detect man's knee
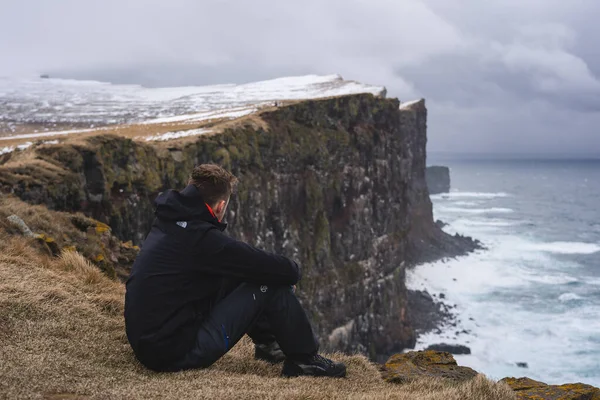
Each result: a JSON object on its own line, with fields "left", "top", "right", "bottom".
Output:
{"left": 260, "top": 284, "right": 295, "bottom": 299}
{"left": 243, "top": 283, "right": 293, "bottom": 299}
{"left": 264, "top": 285, "right": 301, "bottom": 312}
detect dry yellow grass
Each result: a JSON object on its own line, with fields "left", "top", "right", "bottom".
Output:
{"left": 0, "top": 230, "right": 516, "bottom": 399}
{"left": 0, "top": 121, "right": 206, "bottom": 150}
{"left": 0, "top": 122, "right": 89, "bottom": 137}
{"left": 0, "top": 196, "right": 138, "bottom": 281}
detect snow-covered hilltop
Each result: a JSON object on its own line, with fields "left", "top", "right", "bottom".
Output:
{"left": 0, "top": 74, "right": 386, "bottom": 136}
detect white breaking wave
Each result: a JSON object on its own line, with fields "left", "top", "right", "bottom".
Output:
{"left": 411, "top": 192, "right": 600, "bottom": 386}
{"left": 521, "top": 272, "right": 580, "bottom": 285}
{"left": 438, "top": 207, "right": 514, "bottom": 214}
{"left": 452, "top": 201, "right": 481, "bottom": 206}
{"left": 520, "top": 241, "right": 600, "bottom": 255}
{"left": 431, "top": 192, "right": 511, "bottom": 200}
{"left": 559, "top": 293, "right": 583, "bottom": 302}
{"left": 452, "top": 219, "right": 521, "bottom": 228}
{"left": 407, "top": 232, "right": 600, "bottom": 385}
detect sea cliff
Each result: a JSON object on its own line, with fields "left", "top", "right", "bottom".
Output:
{"left": 0, "top": 93, "right": 475, "bottom": 360}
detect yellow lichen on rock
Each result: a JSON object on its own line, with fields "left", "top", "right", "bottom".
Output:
{"left": 33, "top": 233, "right": 61, "bottom": 256}
{"left": 121, "top": 240, "right": 140, "bottom": 251}
{"left": 95, "top": 222, "right": 111, "bottom": 234}
{"left": 384, "top": 350, "right": 479, "bottom": 384}
{"left": 501, "top": 377, "right": 600, "bottom": 399}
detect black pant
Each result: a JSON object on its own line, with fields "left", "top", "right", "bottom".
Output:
{"left": 172, "top": 283, "right": 319, "bottom": 370}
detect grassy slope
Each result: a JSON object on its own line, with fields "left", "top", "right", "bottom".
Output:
{"left": 0, "top": 196, "right": 137, "bottom": 280}
{"left": 0, "top": 206, "right": 516, "bottom": 400}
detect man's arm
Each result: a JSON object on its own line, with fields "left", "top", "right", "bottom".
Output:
{"left": 197, "top": 232, "right": 301, "bottom": 285}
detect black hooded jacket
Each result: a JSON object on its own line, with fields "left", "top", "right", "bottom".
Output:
{"left": 124, "top": 185, "right": 300, "bottom": 370}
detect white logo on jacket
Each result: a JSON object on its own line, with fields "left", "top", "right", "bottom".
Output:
{"left": 176, "top": 221, "right": 188, "bottom": 228}
{"left": 260, "top": 285, "right": 268, "bottom": 293}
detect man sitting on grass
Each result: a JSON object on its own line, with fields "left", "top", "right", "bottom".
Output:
{"left": 125, "top": 164, "right": 346, "bottom": 378}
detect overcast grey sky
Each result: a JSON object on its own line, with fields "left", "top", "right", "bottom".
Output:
{"left": 1, "top": 0, "right": 599, "bottom": 156}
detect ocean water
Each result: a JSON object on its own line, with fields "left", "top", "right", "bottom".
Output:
{"left": 407, "top": 159, "right": 600, "bottom": 385}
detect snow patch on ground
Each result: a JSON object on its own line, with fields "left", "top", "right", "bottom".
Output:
{"left": 399, "top": 99, "right": 423, "bottom": 109}
{"left": 145, "top": 128, "right": 212, "bottom": 142}
{"left": 0, "top": 128, "right": 99, "bottom": 142}
{"left": 143, "top": 106, "right": 259, "bottom": 125}
{"left": 0, "top": 146, "right": 12, "bottom": 155}
{"left": 1, "top": 74, "right": 386, "bottom": 139}
{"left": 0, "top": 141, "right": 33, "bottom": 155}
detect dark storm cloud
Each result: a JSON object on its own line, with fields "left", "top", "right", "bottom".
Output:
{"left": 0, "top": 0, "right": 598, "bottom": 156}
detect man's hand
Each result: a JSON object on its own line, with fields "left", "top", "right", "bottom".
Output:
{"left": 292, "top": 285, "right": 296, "bottom": 293}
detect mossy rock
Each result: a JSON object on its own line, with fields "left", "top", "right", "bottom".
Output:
{"left": 95, "top": 222, "right": 111, "bottom": 234}
{"left": 121, "top": 240, "right": 140, "bottom": 251}
{"left": 501, "top": 377, "right": 600, "bottom": 400}
{"left": 383, "top": 350, "right": 479, "bottom": 384}
{"left": 70, "top": 215, "right": 96, "bottom": 232}
{"left": 34, "top": 233, "right": 61, "bottom": 256}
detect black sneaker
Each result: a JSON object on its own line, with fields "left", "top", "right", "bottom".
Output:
{"left": 254, "top": 341, "right": 286, "bottom": 364}
{"left": 282, "top": 354, "right": 347, "bottom": 378}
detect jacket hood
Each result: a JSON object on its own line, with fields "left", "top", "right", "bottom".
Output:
{"left": 154, "top": 185, "right": 227, "bottom": 231}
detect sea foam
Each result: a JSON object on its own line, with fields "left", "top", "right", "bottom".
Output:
{"left": 431, "top": 192, "right": 511, "bottom": 200}
{"left": 559, "top": 293, "right": 583, "bottom": 302}
{"left": 438, "top": 207, "right": 514, "bottom": 214}
{"left": 522, "top": 242, "right": 600, "bottom": 255}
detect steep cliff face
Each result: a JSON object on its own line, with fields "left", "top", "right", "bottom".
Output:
{"left": 0, "top": 94, "right": 470, "bottom": 359}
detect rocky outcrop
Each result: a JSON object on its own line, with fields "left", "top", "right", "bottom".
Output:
{"left": 407, "top": 289, "right": 456, "bottom": 336}
{"left": 0, "top": 94, "right": 475, "bottom": 360}
{"left": 383, "top": 351, "right": 600, "bottom": 399}
{"left": 383, "top": 350, "right": 479, "bottom": 383}
{"left": 426, "top": 166, "right": 450, "bottom": 194}
{"left": 0, "top": 196, "right": 138, "bottom": 279}
{"left": 6, "top": 214, "right": 35, "bottom": 237}
{"left": 426, "top": 343, "right": 471, "bottom": 355}
{"left": 501, "top": 377, "right": 600, "bottom": 400}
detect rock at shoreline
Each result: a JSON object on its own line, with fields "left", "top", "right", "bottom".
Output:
{"left": 501, "top": 377, "right": 600, "bottom": 399}
{"left": 383, "top": 350, "right": 478, "bottom": 384}
{"left": 426, "top": 166, "right": 450, "bottom": 194}
{"left": 426, "top": 343, "right": 471, "bottom": 355}
{"left": 407, "top": 290, "right": 455, "bottom": 336}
